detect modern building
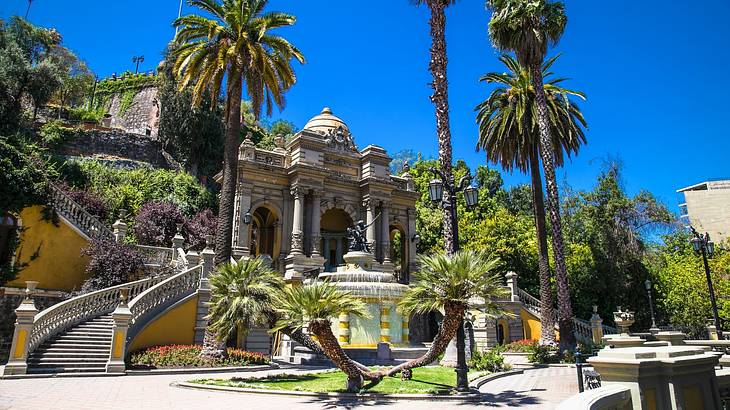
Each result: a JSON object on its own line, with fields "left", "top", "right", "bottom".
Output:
{"left": 677, "top": 179, "right": 730, "bottom": 244}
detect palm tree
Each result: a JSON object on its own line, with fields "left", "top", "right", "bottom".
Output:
{"left": 204, "top": 257, "right": 283, "bottom": 355}
{"left": 172, "top": 0, "right": 304, "bottom": 266}
{"left": 475, "top": 54, "right": 586, "bottom": 344}
{"left": 413, "top": 0, "right": 459, "bottom": 252}
{"left": 486, "top": 0, "right": 577, "bottom": 349}
{"left": 380, "top": 250, "right": 509, "bottom": 379}
{"left": 272, "top": 282, "right": 381, "bottom": 392}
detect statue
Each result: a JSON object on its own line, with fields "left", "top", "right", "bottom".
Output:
{"left": 347, "top": 214, "right": 379, "bottom": 253}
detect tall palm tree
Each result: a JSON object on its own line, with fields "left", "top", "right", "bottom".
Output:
{"left": 380, "top": 250, "right": 509, "bottom": 379}
{"left": 486, "top": 0, "right": 577, "bottom": 349}
{"left": 272, "top": 282, "right": 381, "bottom": 392}
{"left": 205, "top": 258, "right": 283, "bottom": 348}
{"left": 475, "top": 54, "right": 586, "bottom": 344}
{"left": 172, "top": 0, "right": 304, "bottom": 266}
{"left": 413, "top": 0, "right": 459, "bottom": 252}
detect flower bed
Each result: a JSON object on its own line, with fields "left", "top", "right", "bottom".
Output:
{"left": 128, "top": 345, "right": 268, "bottom": 369}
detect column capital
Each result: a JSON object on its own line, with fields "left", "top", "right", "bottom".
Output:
{"left": 290, "top": 186, "right": 303, "bottom": 198}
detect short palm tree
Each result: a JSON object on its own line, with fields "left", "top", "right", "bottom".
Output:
{"left": 381, "top": 250, "right": 509, "bottom": 379}
{"left": 272, "top": 282, "right": 381, "bottom": 392}
{"left": 487, "top": 0, "right": 577, "bottom": 349}
{"left": 172, "top": 0, "right": 304, "bottom": 266}
{"left": 475, "top": 54, "right": 586, "bottom": 343}
{"left": 413, "top": 0, "right": 459, "bottom": 252}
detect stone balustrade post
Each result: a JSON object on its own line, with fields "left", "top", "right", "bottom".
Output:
{"left": 106, "top": 287, "right": 132, "bottom": 373}
{"left": 200, "top": 235, "right": 215, "bottom": 290}
{"left": 112, "top": 219, "right": 128, "bottom": 243}
{"left": 707, "top": 324, "right": 719, "bottom": 341}
{"left": 338, "top": 312, "right": 350, "bottom": 345}
{"left": 505, "top": 271, "right": 519, "bottom": 302}
{"left": 172, "top": 224, "right": 185, "bottom": 250}
{"left": 194, "top": 236, "right": 215, "bottom": 345}
{"left": 4, "top": 281, "right": 39, "bottom": 375}
{"left": 590, "top": 305, "right": 604, "bottom": 345}
{"left": 186, "top": 250, "right": 200, "bottom": 267}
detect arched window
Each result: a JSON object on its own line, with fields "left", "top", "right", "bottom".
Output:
{"left": 0, "top": 214, "right": 19, "bottom": 266}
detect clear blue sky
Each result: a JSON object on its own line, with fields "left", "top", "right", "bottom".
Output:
{"left": 3, "top": 0, "right": 729, "bottom": 212}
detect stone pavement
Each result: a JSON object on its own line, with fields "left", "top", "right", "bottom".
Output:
{"left": 479, "top": 366, "right": 579, "bottom": 409}
{"left": 0, "top": 365, "right": 578, "bottom": 409}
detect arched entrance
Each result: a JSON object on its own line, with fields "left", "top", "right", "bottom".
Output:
{"left": 320, "top": 208, "right": 353, "bottom": 272}
{"left": 389, "top": 224, "right": 407, "bottom": 283}
{"left": 250, "top": 206, "right": 279, "bottom": 258}
{"left": 0, "top": 214, "right": 18, "bottom": 267}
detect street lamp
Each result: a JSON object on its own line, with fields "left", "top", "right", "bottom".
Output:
{"left": 644, "top": 279, "right": 659, "bottom": 333}
{"left": 132, "top": 55, "right": 145, "bottom": 74}
{"left": 689, "top": 226, "right": 722, "bottom": 339}
{"left": 428, "top": 167, "right": 478, "bottom": 392}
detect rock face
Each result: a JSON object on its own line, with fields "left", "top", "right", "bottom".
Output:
{"left": 106, "top": 86, "right": 159, "bottom": 138}
{"left": 58, "top": 130, "right": 178, "bottom": 169}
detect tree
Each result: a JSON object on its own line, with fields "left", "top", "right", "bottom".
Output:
{"left": 487, "top": 0, "right": 577, "bottom": 349}
{"left": 475, "top": 54, "right": 586, "bottom": 343}
{"left": 413, "top": 0, "right": 459, "bottom": 253}
{"left": 171, "top": 0, "right": 304, "bottom": 267}
{"left": 203, "top": 257, "right": 284, "bottom": 359}
{"left": 272, "top": 282, "right": 381, "bottom": 392}
{"left": 380, "top": 250, "right": 508, "bottom": 379}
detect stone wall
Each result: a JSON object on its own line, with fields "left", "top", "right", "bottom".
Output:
{"left": 0, "top": 292, "right": 66, "bottom": 360}
{"left": 106, "top": 86, "right": 159, "bottom": 138}
{"left": 58, "top": 129, "right": 178, "bottom": 169}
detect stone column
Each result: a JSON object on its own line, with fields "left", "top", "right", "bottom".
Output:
{"left": 323, "top": 236, "right": 331, "bottom": 270}
{"left": 505, "top": 271, "right": 519, "bottom": 302}
{"left": 381, "top": 203, "right": 391, "bottom": 265}
{"left": 194, "top": 236, "right": 215, "bottom": 344}
{"left": 338, "top": 312, "right": 350, "bottom": 345}
{"left": 4, "top": 281, "right": 39, "bottom": 375}
{"left": 589, "top": 305, "right": 604, "bottom": 345}
{"left": 364, "top": 199, "right": 377, "bottom": 254}
{"left": 112, "top": 219, "right": 127, "bottom": 243}
{"left": 310, "top": 191, "right": 322, "bottom": 257}
{"left": 407, "top": 207, "right": 418, "bottom": 276}
{"left": 106, "top": 287, "right": 132, "bottom": 373}
{"left": 233, "top": 185, "right": 252, "bottom": 258}
{"left": 289, "top": 187, "right": 304, "bottom": 256}
{"left": 335, "top": 237, "right": 343, "bottom": 266}
{"left": 380, "top": 304, "right": 391, "bottom": 343}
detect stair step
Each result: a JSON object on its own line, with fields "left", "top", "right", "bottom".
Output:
{"left": 59, "top": 332, "right": 112, "bottom": 338}
{"left": 27, "top": 367, "right": 108, "bottom": 374}
{"left": 38, "top": 344, "right": 110, "bottom": 350}
{"left": 75, "top": 324, "right": 113, "bottom": 329}
{"left": 31, "top": 351, "right": 110, "bottom": 358}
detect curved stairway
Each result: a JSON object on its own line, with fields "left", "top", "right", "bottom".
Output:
{"left": 27, "top": 314, "right": 113, "bottom": 374}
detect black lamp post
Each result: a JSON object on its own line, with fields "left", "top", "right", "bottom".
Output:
{"left": 428, "top": 167, "right": 478, "bottom": 392}
{"left": 132, "top": 55, "right": 145, "bottom": 74}
{"left": 644, "top": 279, "right": 659, "bottom": 333}
{"left": 690, "top": 226, "right": 722, "bottom": 339}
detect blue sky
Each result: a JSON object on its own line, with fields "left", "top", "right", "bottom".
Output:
{"left": 3, "top": 0, "right": 729, "bottom": 212}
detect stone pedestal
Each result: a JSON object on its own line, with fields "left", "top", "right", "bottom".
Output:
{"left": 603, "top": 334, "right": 645, "bottom": 348}
{"left": 655, "top": 331, "right": 686, "bottom": 346}
{"left": 106, "top": 288, "right": 132, "bottom": 374}
{"left": 588, "top": 346, "right": 722, "bottom": 410}
{"left": 3, "top": 282, "right": 39, "bottom": 376}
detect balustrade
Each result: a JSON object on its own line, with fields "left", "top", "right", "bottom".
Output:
{"left": 50, "top": 185, "right": 113, "bottom": 240}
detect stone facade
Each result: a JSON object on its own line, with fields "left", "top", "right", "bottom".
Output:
{"left": 105, "top": 86, "right": 160, "bottom": 138}
{"left": 58, "top": 129, "right": 178, "bottom": 169}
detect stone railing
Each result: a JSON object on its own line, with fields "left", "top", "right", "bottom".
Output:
{"left": 50, "top": 184, "right": 114, "bottom": 240}
{"left": 135, "top": 245, "right": 174, "bottom": 267}
{"left": 27, "top": 276, "right": 163, "bottom": 353}
{"left": 557, "top": 385, "right": 633, "bottom": 410}
{"left": 126, "top": 264, "right": 203, "bottom": 344}
{"left": 516, "top": 287, "right": 542, "bottom": 316}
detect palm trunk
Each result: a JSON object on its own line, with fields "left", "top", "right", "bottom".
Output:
{"left": 308, "top": 321, "right": 381, "bottom": 392}
{"left": 200, "top": 329, "right": 228, "bottom": 360}
{"left": 381, "top": 301, "right": 465, "bottom": 379}
{"left": 530, "top": 65, "right": 575, "bottom": 350}
{"left": 427, "top": 0, "right": 455, "bottom": 253}
{"left": 214, "top": 73, "right": 242, "bottom": 266}
{"left": 529, "top": 148, "right": 556, "bottom": 344}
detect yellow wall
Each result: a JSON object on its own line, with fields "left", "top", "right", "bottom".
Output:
{"left": 128, "top": 294, "right": 199, "bottom": 353}
{"left": 8, "top": 206, "right": 90, "bottom": 291}
{"left": 521, "top": 307, "right": 542, "bottom": 341}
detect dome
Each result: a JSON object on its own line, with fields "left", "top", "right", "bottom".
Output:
{"left": 302, "top": 107, "right": 349, "bottom": 135}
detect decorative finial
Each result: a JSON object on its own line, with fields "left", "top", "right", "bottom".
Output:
{"left": 321, "top": 107, "right": 332, "bottom": 115}
{"left": 402, "top": 160, "right": 410, "bottom": 173}
{"left": 205, "top": 234, "right": 214, "bottom": 248}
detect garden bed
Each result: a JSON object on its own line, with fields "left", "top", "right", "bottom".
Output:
{"left": 191, "top": 366, "right": 478, "bottom": 395}
{"left": 127, "top": 345, "right": 268, "bottom": 370}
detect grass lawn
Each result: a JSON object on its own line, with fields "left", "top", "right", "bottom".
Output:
{"left": 192, "top": 366, "right": 488, "bottom": 394}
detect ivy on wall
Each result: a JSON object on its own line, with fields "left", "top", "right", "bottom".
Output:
{"left": 93, "top": 72, "right": 158, "bottom": 115}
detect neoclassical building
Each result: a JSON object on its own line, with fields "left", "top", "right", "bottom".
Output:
{"left": 229, "top": 107, "right": 420, "bottom": 283}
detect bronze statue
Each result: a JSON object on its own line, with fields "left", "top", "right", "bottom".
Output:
{"left": 347, "top": 214, "right": 379, "bottom": 253}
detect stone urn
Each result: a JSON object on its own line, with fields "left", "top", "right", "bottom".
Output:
{"left": 613, "top": 307, "right": 635, "bottom": 335}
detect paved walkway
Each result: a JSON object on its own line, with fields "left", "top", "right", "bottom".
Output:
{"left": 0, "top": 365, "right": 578, "bottom": 409}
{"left": 478, "top": 367, "right": 579, "bottom": 409}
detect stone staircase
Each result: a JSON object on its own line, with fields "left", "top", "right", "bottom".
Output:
{"left": 26, "top": 314, "right": 113, "bottom": 374}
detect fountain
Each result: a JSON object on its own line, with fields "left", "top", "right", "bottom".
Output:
{"left": 287, "top": 219, "right": 420, "bottom": 364}
{"left": 602, "top": 306, "right": 645, "bottom": 348}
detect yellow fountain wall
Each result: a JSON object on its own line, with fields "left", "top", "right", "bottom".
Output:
{"left": 7, "top": 206, "right": 91, "bottom": 291}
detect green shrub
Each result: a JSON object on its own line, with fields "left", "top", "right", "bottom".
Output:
{"left": 69, "top": 107, "right": 105, "bottom": 123}
{"left": 128, "top": 345, "right": 268, "bottom": 368}
{"left": 39, "top": 120, "right": 80, "bottom": 148}
{"left": 469, "top": 347, "right": 511, "bottom": 372}
{"left": 527, "top": 343, "right": 557, "bottom": 364}
{"left": 503, "top": 339, "right": 537, "bottom": 353}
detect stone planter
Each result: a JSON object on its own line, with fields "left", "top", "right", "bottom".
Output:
{"left": 502, "top": 352, "right": 531, "bottom": 366}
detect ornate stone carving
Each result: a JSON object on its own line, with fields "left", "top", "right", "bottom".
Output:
{"left": 323, "top": 126, "right": 358, "bottom": 153}
{"left": 290, "top": 231, "right": 303, "bottom": 252}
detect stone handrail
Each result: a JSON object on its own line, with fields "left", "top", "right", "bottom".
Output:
{"left": 126, "top": 264, "right": 203, "bottom": 344}
{"left": 516, "top": 287, "right": 543, "bottom": 316}
{"left": 135, "top": 245, "right": 174, "bottom": 267}
{"left": 28, "top": 276, "right": 163, "bottom": 353}
{"left": 574, "top": 318, "right": 594, "bottom": 343}
{"left": 50, "top": 184, "right": 114, "bottom": 240}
